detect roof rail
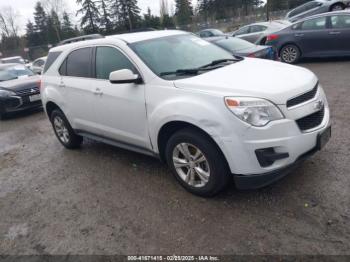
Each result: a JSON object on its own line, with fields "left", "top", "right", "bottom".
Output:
{"left": 58, "top": 34, "right": 104, "bottom": 46}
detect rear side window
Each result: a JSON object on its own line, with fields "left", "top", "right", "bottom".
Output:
{"left": 331, "top": 15, "right": 350, "bottom": 29}
{"left": 301, "top": 17, "right": 327, "bottom": 30}
{"left": 250, "top": 25, "right": 267, "bottom": 33}
{"left": 66, "top": 47, "right": 92, "bottom": 78}
{"left": 95, "top": 47, "right": 136, "bottom": 80}
{"left": 43, "top": 51, "right": 62, "bottom": 73}
{"left": 235, "top": 26, "right": 249, "bottom": 35}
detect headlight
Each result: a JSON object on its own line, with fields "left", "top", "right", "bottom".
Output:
{"left": 0, "top": 89, "right": 16, "bottom": 97}
{"left": 224, "top": 97, "right": 284, "bottom": 127}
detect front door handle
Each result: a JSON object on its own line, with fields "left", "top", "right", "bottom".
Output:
{"left": 329, "top": 31, "right": 341, "bottom": 35}
{"left": 58, "top": 83, "right": 65, "bottom": 88}
{"left": 295, "top": 33, "right": 304, "bottom": 37}
{"left": 93, "top": 88, "right": 103, "bottom": 95}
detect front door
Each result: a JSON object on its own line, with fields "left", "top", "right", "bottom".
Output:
{"left": 91, "top": 46, "right": 150, "bottom": 149}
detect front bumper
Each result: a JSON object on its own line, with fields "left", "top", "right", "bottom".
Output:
{"left": 234, "top": 126, "right": 331, "bottom": 189}
{"left": 0, "top": 95, "right": 42, "bottom": 114}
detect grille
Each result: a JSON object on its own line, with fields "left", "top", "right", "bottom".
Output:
{"left": 15, "top": 87, "right": 40, "bottom": 96}
{"left": 287, "top": 84, "right": 318, "bottom": 108}
{"left": 296, "top": 107, "right": 325, "bottom": 131}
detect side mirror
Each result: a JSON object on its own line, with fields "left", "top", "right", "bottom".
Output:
{"left": 109, "top": 69, "right": 142, "bottom": 84}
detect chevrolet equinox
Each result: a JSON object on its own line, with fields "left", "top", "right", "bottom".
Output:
{"left": 41, "top": 30, "right": 331, "bottom": 196}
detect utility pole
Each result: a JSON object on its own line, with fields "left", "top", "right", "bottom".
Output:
{"left": 266, "top": 0, "right": 270, "bottom": 21}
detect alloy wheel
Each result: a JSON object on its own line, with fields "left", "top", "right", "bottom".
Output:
{"left": 282, "top": 46, "right": 298, "bottom": 63}
{"left": 172, "top": 143, "right": 210, "bottom": 188}
{"left": 53, "top": 116, "right": 70, "bottom": 144}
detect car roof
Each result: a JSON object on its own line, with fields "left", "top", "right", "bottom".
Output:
{"left": 1, "top": 56, "right": 22, "bottom": 60}
{"left": 50, "top": 30, "right": 188, "bottom": 52}
{"left": 294, "top": 10, "right": 350, "bottom": 23}
{"left": 0, "top": 63, "right": 23, "bottom": 68}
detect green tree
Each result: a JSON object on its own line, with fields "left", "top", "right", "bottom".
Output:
{"left": 98, "top": 0, "right": 113, "bottom": 33}
{"left": 76, "top": 0, "right": 100, "bottom": 33}
{"left": 175, "top": 0, "right": 193, "bottom": 25}
{"left": 142, "top": 7, "right": 161, "bottom": 29}
{"left": 33, "top": 1, "right": 48, "bottom": 44}
{"left": 61, "top": 12, "right": 77, "bottom": 39}
{"left": 47, "top": 10, "right": 61, "bottom": 44}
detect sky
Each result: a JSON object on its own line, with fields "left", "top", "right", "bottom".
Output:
{"left": 0, "top": 0, "right": 198, "bottom": 34}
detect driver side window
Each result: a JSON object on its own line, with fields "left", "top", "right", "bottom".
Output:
{"left": 95, "top": 46, "right": 136, "bottom": 80}
{"left": 235, "top": 26, "right": 249, "bottom": 36}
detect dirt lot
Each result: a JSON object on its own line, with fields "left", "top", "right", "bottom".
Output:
{"left": 0, "top": 59, "right": 349, "bottom": 255}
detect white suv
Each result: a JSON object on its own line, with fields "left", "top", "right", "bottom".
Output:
{"left": 41, "top": 30, "right": 331, "bottom": 196}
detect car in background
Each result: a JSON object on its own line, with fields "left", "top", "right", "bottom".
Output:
{"left": 0, "top": 64, "right": 41, "bottom": 119}
{"left": 198, "top": 29, "right": 225, "bottom": 38}
{"left": 232, "top": 20, "right": 291, "bottom": 45}
{"left": 266, "top": 11, "right": 350, "bottom": 63}
{"left": 206, "top": 36, "right": 277, "bottom": 60}
{"left": 0, "top": 56, "right": 25, "bottom": 64}
{"left": 286, "top": 0, "right": 350, "bottom": 23}
{"left": 30, "top": 56, "right": 47, "bottom": 74}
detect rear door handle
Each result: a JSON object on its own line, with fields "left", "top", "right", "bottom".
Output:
{"left": 58, "top": 83, "right": 65, "bottom": 88}
{"left": 295, "top": 33, "right": 304, "bottom": 37}
{"left": 329, "top": 31, "right": 341, "bottom": 35}
{"left": 93, "top": 88, "right": 103, "bottom": 95}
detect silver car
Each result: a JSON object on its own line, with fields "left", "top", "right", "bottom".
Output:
{"left": 232, "top": 20, "right": 291, "bottom": 45}
{"left": 286, "top": 0, "right": 350, "bottom": 22}
{"left": 30, "top": 56, "right": 47, "bottom": 75}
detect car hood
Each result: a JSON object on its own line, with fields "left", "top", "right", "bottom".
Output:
{"left": 173, "top": 58, "right": 317, "bottom": 105}
{"left": 0, "top": 75, "right": 40, "bottom": 92}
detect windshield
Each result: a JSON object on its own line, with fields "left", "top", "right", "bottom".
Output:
{"left": 0, "top": 65, "right": 34, "bottom": 82}
{"left": 215, "top": 37, "right": 255, "bottom": 52}
{"left": 130, "top": 34, "right": 236, "bottom": 80}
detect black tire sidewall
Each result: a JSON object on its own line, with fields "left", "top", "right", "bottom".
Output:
{"left": 165, "top": 128, "right": 230, "bottom": 197}
{"left": 280, "top": 44, "right": 300, "bottom": 64}
{"left": 50, "top": 109, "right": 82, "bottom": 149}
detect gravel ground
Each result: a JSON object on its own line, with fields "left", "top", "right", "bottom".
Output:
{"left": 0, "top": 59, "right": 349, "bottom": 255}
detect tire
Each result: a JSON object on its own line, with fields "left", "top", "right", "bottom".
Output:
{"left": 280, "top": 44, "right": 301, "bottom": 64}
{"left": 330, "top": 3, "right": 345, "bottom": 11}
{"left": 50, "top": 109, "right": 83, "bottom": 149}
{"left": 165, "top": 128, "right": 230, "bottom": 197}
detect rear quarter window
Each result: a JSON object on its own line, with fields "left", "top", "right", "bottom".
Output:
{"left": 43, "top": 51, "right": 62, "bottom": 73}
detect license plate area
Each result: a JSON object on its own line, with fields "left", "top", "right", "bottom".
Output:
{"left": 29, "top": 94, "right": 41, "bottom": 102}
{"left": 317, "top": 126, "right": 331, "bottom": 150}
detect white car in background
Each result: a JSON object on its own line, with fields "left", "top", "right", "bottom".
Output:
{"left": 41, "top": 31, "right": 331, "bottom": 196}
{"left": 30, "top": 56, "right": 47, "bottom": 74}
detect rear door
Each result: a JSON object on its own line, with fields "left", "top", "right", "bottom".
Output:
{"left": 59, "top": 47, "right": 96, "bottom": 132}
{"left": 295, "top": 16, "right": 331, "bottom": 57}
{"left": 329, "top": 14, "right": 350, "bottom": 55}
{"left": 90, "top": 46, "right": 150, "bottom": 149}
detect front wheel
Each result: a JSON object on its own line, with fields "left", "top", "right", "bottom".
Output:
{"left": 280, "top": 44, "right": 301, "bottom": 64}
{"left": 165, "top": 128, "right": 230, "bottom": 197}
{"left": 50, "top": 109, "right": 83, "bottom": 149}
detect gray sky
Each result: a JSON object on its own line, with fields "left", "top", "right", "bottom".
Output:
{"left": 0, "top": 0, "right": 198, "bottom": 34}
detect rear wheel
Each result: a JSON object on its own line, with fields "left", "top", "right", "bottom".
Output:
{"left": 165, "top": 128, "right": 230, "bottom": 197}
{"left": 50, "top": 109, "right": 83, "bottom": 149}
{"left": 280, "top": 44, "right": 301, "bottom": 64}
{"left": 330, "top": 3, "right": 345, "bottom": 11}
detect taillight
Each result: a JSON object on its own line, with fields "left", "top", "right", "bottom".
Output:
{"left": 267, "top": 34, "right": 279, "bottom": 42}
{"left": 38, "top": 79, "right": 42, "bottom": 91}
{"left": 248, "top": 53, "right": 256, "bottom": 58}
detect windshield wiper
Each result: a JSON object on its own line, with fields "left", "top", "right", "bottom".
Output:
{"left": 198, "top": 58, "right": 243, "bottom": 69}
{"left": 160, "top": 68, "right": 203, "bottom": 77}
{"left": 159, "top": 57, "right": 243, "bottom": 77}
